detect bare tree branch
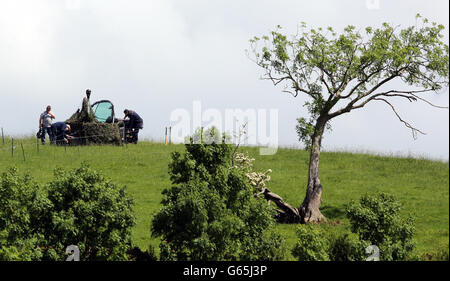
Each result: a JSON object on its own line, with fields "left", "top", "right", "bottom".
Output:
{"left": 373, "top": 97, "right": 426, "bottom": 139}
{"left": 320, "top": 69, "right": 334, "bottom": 95}
{"left": 408, "top": 93, "right": 449, "bottom": 109}
{"left": 352, "top": 89, "right": 438, "bottom": 109}
{"left": 328, "top": 74, "right": 401, "bottom": 118}
{"left": 262, "top": 68, "right": 313, "bottom": 98}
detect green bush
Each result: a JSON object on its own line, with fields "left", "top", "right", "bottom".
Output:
{"left": 291, "top": 193, "right": 415, "bottom": 261}
{"left": 0, "top": 168, "right": 48, "bottom": 261}
{"left": 291, "top": 227, "right": 369, "bottom": 262}
{"left": 346, "top": 192, "right": 415, "bottom": 261}
{"left": 0, "top": 230, "right": 43, "bottom": 261}
{"left": 152, "top": 128, "right": 285, "bottom": 261}
{"left": 126, "top": 244, "right": 158, "bottom": 261}
{"left": 292, "top": 225, "right": 329, "bottom": 261}
{"left": 0, "top": 165, "right": 135, "bottom": 261}
{"left": 41, "top": 165, "right": 135, "bottom": 260}
{"left": 328, "top": 233, "right": 368, "bottom": 261}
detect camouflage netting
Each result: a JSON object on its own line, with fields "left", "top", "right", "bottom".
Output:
{"left": 66, "top": 97, "right": 121, "bottom": 145}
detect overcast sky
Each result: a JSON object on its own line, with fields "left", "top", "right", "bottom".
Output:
{"left": 0, "top": 0, "right": 448, "bottom": 160}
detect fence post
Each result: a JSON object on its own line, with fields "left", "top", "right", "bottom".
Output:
{"left": 165, "top": 127, "right": 168, "bottom": 145}
{"left": 200, "top": 127, "right": 204, "bottom": 144}
{"left": 11, "top": 138, "right": 14, "bottom": 157}
{"left": 1, "top": 127, "right": 4, "bottom": 145}
{"left": 169, "top": 126, "right": 172, "bottom": 145}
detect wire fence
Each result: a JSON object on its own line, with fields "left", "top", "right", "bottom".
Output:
{"left": 0, "top": 127, "right": 272, "bottom": 164}
{"left": 0, "top": 127, "right": 180, "bottom": 163}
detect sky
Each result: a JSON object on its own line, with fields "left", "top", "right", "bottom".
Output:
{"left": 0, "top": 0, "right": 448, "bottom": 160}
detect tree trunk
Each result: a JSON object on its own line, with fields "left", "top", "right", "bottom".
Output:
{"left": 299, "top": 116, "right": 328, "bottom": 223}
{"left": 253, "top": 116, "right": 328, "bottom": 224}
{"left": 256, "top": 187, "right": 301, "bottom": 223}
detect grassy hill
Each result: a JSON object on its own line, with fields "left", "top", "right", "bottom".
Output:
{"left": 1, "top": 137, "right": 448, "bottom": 260}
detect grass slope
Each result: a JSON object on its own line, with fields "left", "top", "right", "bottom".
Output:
{"left": 0, "top": 137, "right": 448, "bottom": 260}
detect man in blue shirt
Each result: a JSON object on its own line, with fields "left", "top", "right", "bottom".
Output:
{"left": 51, "top": 122, "right": 73, "bottom": 145}
{"left": 123, "top": 109, "right": 144, "bottom": 144}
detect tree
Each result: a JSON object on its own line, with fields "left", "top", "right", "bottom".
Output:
{"left": 249, "top": 15, "right": 449, "bottom": 223}
{"left": 151, "top": 128, "right": 285, "bottom": 261}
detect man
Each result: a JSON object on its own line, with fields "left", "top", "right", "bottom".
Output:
{"left": 39, "top": 105, "right": 56, "bottom": 145}
{"left": 123, "top": 109, "right": 144, "bottom": 144}
{"left": 51, "top": 122, "right": 73, "bottom": 145}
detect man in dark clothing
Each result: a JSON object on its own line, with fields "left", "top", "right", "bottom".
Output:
{"left": 123, "top": 109, "right": 144, "bottom": 144}
{"left": 51, "top": 122, "right": 73, "bottom": 145}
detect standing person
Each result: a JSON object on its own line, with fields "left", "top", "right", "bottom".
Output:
{"left": 39, "top": 105, "right": 55, "bottom": 145}
{"left": 51, "top": 122, "right": 73, "bottom": 145}
{"left": 123, "top": 109, "right": 144, "bottom": 144}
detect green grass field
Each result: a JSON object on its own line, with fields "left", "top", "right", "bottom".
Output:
{"left": 1, "top": 137, "right": 448, "bottom": 260}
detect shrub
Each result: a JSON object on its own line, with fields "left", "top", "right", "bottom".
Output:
{"left": 152, "top": 128, "right": 285, "bottom": 261}
{"left": 292, "top": 225, "right": 329, "bottom": 261}
{"left": 0, "top": 168, "right": 48, "bottom": 261}
{"left": 126, "top": 244, "right": 158, "bottom": 261}
{"left": 0, "top": 165, "right": 135, "bottom": 261}
{"left": 0, "top": 230, "right": 43, "bottom": 261}
{"left": 41, "top": 165, "right": 135, "bottom": 261}
{"left": 346, "top": 192, "right": 415, "bottom": 261}
{"left": 328, "top": 233, "right": 368, "bottom": 261}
